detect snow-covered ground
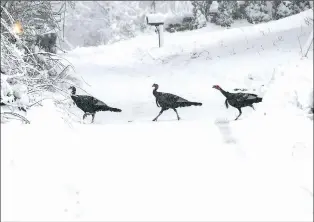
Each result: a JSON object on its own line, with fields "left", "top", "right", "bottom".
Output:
{"left": 1, "top": 10, "right": 313, "bottom": 221}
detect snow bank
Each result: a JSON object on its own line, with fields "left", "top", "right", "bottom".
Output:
{"left": 26, "top": 99, "right": 67, "bottom": 126}
{"left": 229, "top": 53, "right": 313, "bottom": 213}
{"left": 255, "top": 54, "right": 313, "bottom": 116}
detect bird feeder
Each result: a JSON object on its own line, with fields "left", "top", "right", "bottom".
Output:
{"left": 146, "top": 13, "right": 165, "bottom": 48}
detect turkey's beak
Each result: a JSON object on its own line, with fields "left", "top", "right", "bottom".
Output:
{"left": 212, "top": 86, "right": 215, "bottom": 88}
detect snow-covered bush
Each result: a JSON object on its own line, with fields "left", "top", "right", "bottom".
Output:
{"left": 212, "top": 1, "right": 237, "bottom": 27}
{"left": 272, "top": 0, "right": 311, "bottom": 20}
{"left": 191, "top": 1, "right": 213, "bottom": 22}
{"left": 272, "top": 1, "right": 294, "bottom": 20}
{"left": 59, "top": 1, "right": 196, "bottom": 48}
{"left": 107, "top": 2, "right": 151, "bottom": 44}
{"left": 60, "top": 1, "right": 153, "bottom": 48}
{"left": 245, "top": 1, "right": 271, "bottom": 24}
{"left": 146, "top": 1, "right": 193, "bottom": 15}
{"left": 233, "top": 1, "right": 245, "bottom": 19}
{"left": 158, "top": 1, "right": 206, "bottom": 32}
{"left": 289, "top": 0, "right": 311, "bottom": 14}
{"left": 0, "top": 74, "right": 15, "bottom": 105}
{"left": 165, "top": 15, "right": 194, "bottom": 33}
{"left": 192, "top": 1, "right": 207, "bottom": 29}
{"left": 1, "top": 4, "right": 76, "bottom": 123}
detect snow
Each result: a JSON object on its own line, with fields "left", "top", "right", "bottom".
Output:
{"left": 210, "top": 1, "right": 219, "bottom": 12}
{"left": 1, "top": 9, "right": 313, "bottom": 221}
{"left": 163, "top": 13, "right": 193, "bottom": 26}
{"left": 0, "top": 74, "right": 14, "bottom": 104}
{"left": 146, "top": 13, "right": 165, "bottom": 24}
{"left": 1, "top": 74, "right": 30, "bottom": 111}
{"left": 260, "top": 57, "right": 313, "bottom": 114}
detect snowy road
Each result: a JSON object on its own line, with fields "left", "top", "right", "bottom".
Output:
{"left": 1, "top": 10, "right": 313, "bottom": 221}
{"left": 64, "top": 20, "right": 311, "bottom": 125}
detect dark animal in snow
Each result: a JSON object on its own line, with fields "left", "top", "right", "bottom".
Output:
{"left": 36, "top": 33, "right": 57, "bottom": 53}
{"left": 152, "top": 83, "right": 202, "bottom": 121}
{"left": 213, "top": 85, "right": 262, "bottom": 120}
{"left": 69, "top": 86, "right": 121, "bottom": 123}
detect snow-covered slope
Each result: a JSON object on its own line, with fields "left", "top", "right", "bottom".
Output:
{"left": 1, "top": 10, "right": 313, "bottom": 221}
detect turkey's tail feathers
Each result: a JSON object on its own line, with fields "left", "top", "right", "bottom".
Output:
{"left": 107, "top": 107, "right": 122, "bottom": 112}
{"left": 177, "top": 101, "right": 202, "bottom": 107}
{"left": 255, "top": 97, "right": 262, "bottom": 103}
{"left": 189, "top": 102, "right": 202, "bottom": 106}
{"left": 98, "top": 105, "right": 122, "bottom": 112}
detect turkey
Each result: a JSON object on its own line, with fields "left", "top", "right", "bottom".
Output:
{"left": 69, "top": 86, "right": 122, "bottom": 123}
{"left": 152, "top": 83, "right": 202, "bottom": 121}
{"left": 213, "top": 85, "right": 262, "bottom": 120}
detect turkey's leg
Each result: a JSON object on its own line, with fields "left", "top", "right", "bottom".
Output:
{"left": 173, "top": 108, "right": 181, "bottom": 120}
{"left": 153, "top": 108, "right": 164, "bottom": 121}
{"left": 91, "top": 113, "right": 95, "bottom": 123}
{"left": 83, "top": 112, "right": 92, "bottom": 120}
{"left": 225, "top": 99, "right": 229, "bottom": 109}
{"left": 250, "top": 104, "right": 255, "bottom": 110}
{"left": 235, "top": 108, "right": 242, "bottom": 120}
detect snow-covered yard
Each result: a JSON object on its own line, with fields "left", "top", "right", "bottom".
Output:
{"left": 1, "top": 10, "right": 313, "bottom": 221}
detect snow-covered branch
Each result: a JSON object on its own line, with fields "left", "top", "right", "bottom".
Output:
{"left": 1, "top": 5, "right": 78, "bottom": 123}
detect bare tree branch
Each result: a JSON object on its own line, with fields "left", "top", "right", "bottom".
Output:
{"left": 1, "top": 112, "right": 30, "bottom": 124}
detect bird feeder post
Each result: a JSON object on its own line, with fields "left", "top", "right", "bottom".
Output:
{"left": 146, "top": 13, "right": 165, "bottom": 48}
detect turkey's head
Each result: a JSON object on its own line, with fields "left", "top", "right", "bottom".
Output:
{"left": 69, "top": 86, "right": 76, "bottom": 95}
{"left": 152, "top": 83, "right": 159, "bottom": 90}
{"left": 212, "top": 85, "right": 221, "bottom": 90}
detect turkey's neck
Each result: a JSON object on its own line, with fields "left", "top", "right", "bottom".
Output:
{"left": 71, "top": 88, "right": 76, "bottom": 95}
{"left": 219, "top": 88, "right": 230, "bottom": 98}
{"left": 153, "top": 87, "right": 159, "bottom": 96}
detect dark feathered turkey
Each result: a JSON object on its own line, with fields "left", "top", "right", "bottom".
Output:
{"left": 213, "top": 85, "right": 262, "bottom": 120}
{"left": 152, "top": 83, "right": 202, "bottom": 121}
{"left": 69, "top": 86, "right": 121, "bottom": 123}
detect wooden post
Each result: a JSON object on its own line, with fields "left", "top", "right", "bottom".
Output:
{"left": 157, "top": 26, "right": 160, "bottom": 47}
{"left": 158, "top": 24, "right": 164, "bottom": 48}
